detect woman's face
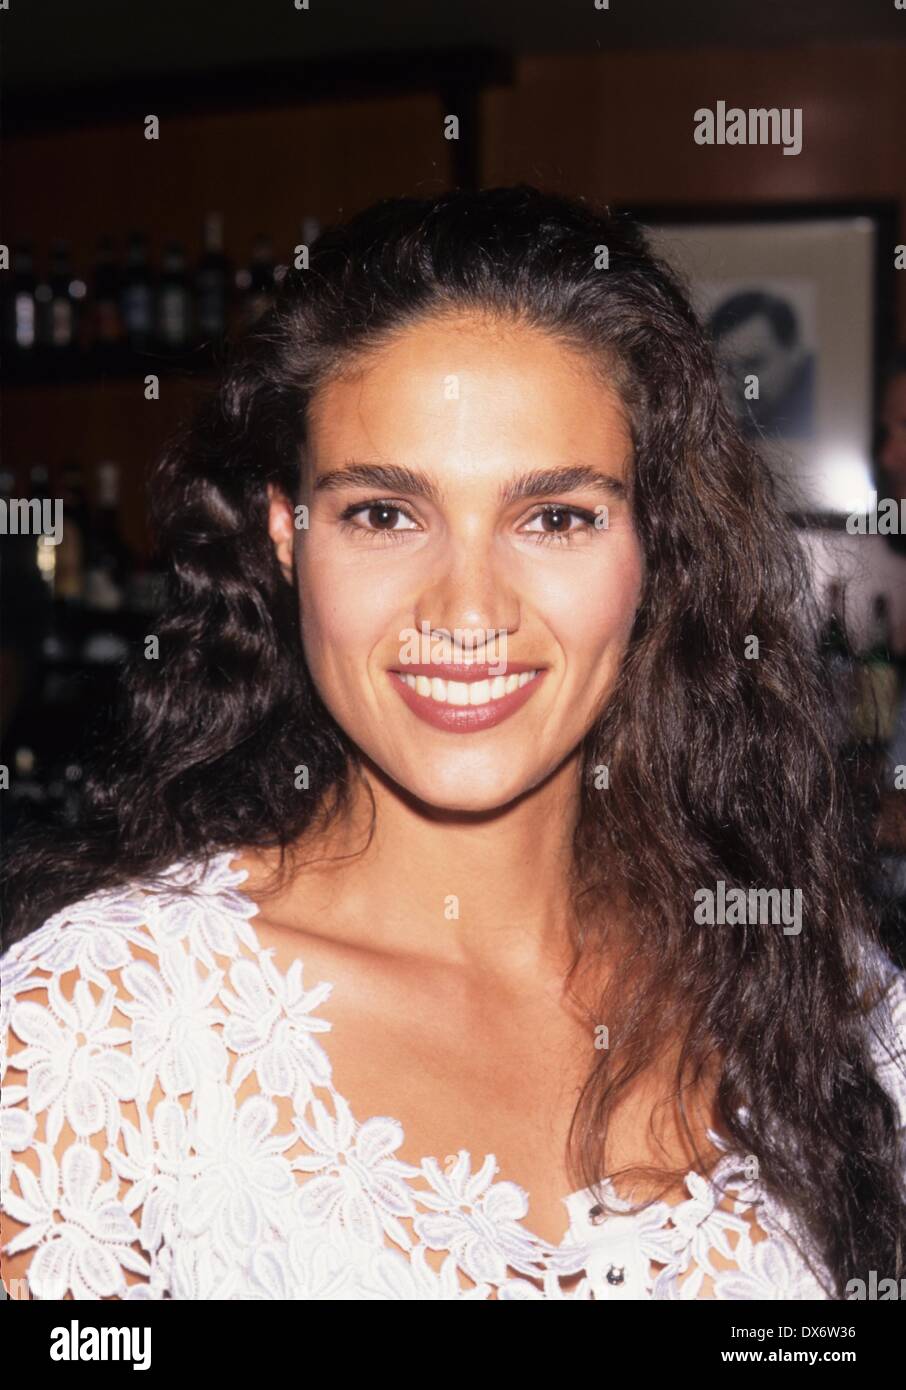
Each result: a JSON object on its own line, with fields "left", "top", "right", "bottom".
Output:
{"left": 269, "top": 311, "right": 645, "bottom": 813}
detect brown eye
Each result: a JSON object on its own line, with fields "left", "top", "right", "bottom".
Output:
{"left": 522, "top": 505, "right": 596, "bottom": 543}
{"left": 367, "top": 505, "right": 402, "bottom": 529}
{"left": 340, "top": 500, "right": 419, "bottom": 536}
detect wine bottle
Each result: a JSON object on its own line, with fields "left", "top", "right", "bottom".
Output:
{"left": 38, "top": 241, "right": 82, "bottom": 350}
{"left": 156, "top": 240, "right": 193, "bottom": 350}
{"left": 195, "top": 212, "right": 232, "bottom": 343}
{"left": 120, "top": 233, "right": 155, "bottom": 350}
{"left": 83, "top": 461, "right": 134, "bottom": 612}
{"left": 9, "top": 747, "right": 47, "bottom": 811}
{"left": 28, "top": 464, "right": 57, "bottom": 595}
{"left": 236, "top": 234, "right": 275, "bottom": 330}
{"left": 58, "top": 761, "right": 85, "bottom": 826}
{"left": 28, "top": 464, "right": 73, "bottom": 662}
{"left": 91, "top": 236, "right": 124, "bottom": 350}
{"left": 3, "top": 243, "right": 37, "bottom": 351}
{"left": 55, "top": 461, "right": 88, "bottom": 605}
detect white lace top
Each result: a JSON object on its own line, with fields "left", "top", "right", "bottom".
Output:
{"left": 2, "top": 852, "right": 905, "bottom": 1301}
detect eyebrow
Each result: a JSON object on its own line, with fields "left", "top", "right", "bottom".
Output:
{"left": 312, "top": 462, "right": 628, "bottom": 505}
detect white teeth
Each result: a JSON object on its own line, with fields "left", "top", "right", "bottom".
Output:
{"left": 397, "top": 670, "right": 539, "bottom": 707}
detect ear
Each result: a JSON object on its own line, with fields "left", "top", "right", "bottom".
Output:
{"left": 267, "top": 483, "right": 296, "bottom": 583}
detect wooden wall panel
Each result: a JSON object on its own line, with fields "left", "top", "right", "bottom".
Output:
{"left": 482, "top": 44, "right": 906, "bottom": 329}
{"left": 5, "top": 92, "right": 451, "bottom": 268}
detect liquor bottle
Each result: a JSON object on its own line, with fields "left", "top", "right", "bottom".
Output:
{"left": 28, "top": 464, "right": 73, "bottom": 662}
{"left": 120, "top": 233, "right": 155, "bottom": 350}
{"left": 156, "top": 240, "right": 193, "bottom": 350}
{"left": 37, "top": 241, "right": 84, "bottom": 350}
{"left": 83, "top": 461, "right": 134, "bottom": 612}
{"left": 28, "top": 464, "right": 57, "bottom": 597}
{"left": 3, "top": 243, "right": 37, "bottom": 351}
{"left": 236, "top": 234, "right": 275, "bottom": 330}
{"left": 854, "top": 594, "right": 901, "bottom": 744}
{"left": 57, "top": 761, "right": 85, "bottom": 827}
{"left": 195, "top": 212, "right": 232, "bottom": 343}
{"left": 50, "top": 241, "right": 85, "bottom": 347}
{"left": 55, "top": 461, "right": 88, "bottom": 605}
{"left": 90, "top": 236, "right": 124, "bottom": 350}
{"left": 8, "top": 747, "right": 48, "bottom": 813}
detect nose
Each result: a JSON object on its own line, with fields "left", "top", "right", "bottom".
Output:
{"left": 414, "top": 544, "right": 521, "bottom": 656}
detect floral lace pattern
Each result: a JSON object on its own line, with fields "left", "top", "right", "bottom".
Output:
{"left": 2, "top": 852, "right": 905, "bottom": 1300}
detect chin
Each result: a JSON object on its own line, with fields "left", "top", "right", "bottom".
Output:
{"left": 395, "top": 763, "right": 547, "bottom": 817}
{"left": 413, "top": 788, "right": 526, "bottom": 816}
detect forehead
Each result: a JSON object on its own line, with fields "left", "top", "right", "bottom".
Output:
{"left": 306, "top": 311, "right": 632, "bottom": 469}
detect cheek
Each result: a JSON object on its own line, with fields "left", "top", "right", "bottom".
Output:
{"left": 295, "top": 543, "right": 398, "bottom": 670}
{"left": 537, "top": 543, "right": 644, "bottom": 656}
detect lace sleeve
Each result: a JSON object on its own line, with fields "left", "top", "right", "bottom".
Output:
{"left": 1, "top": 900, "right": 175, "bottom": 1300}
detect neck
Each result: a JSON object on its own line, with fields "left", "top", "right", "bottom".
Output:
{"left": 256, "top": 752, "right": 589, "bottom": 980}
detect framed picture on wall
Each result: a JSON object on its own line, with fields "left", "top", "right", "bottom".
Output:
{"left": 615, "top": 201, "right": 899, "bottom": 525}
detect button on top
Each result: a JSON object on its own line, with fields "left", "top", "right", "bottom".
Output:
{"left": 562, "top": 1192, "right": 650, "bottom": 1299}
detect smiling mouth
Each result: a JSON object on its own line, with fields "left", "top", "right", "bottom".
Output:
{"left": 387, "top": 665, "right": 546, "bottom": 732}
{"left": 394, "top": 669, "right": 540, "bottom": 707}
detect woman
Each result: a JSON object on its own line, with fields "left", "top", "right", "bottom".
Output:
{"left": 1, "top": 185, "right": 904, "bottom": 1301}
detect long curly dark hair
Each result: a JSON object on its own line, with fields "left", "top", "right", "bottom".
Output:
{"left": 3, "top": 184, "right": 904, "bottom": 1297}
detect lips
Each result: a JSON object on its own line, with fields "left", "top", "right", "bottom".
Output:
{"left": 388, "top": 665, "right": 547, "bottom": 732}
